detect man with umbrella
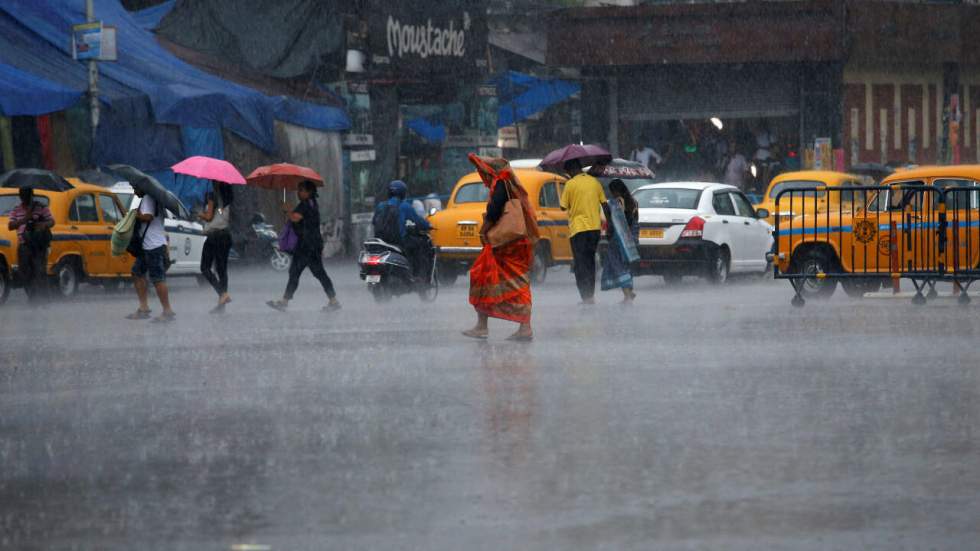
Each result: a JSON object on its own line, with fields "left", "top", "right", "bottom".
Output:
{"left": 127, "top": 185, "right": 176, "bottom": 322}
{"left": 545, "top": 145, "right": 611, "bottom": 305}
{"left": 6, "top": 186, "right": 53, "bottom": 303}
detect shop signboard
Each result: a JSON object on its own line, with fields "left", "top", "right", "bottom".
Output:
{"left": 366, "top": 0, "right": 488, "bottom": 78}
{"left": 813, "top": 137, "right": 832, "bottom": 169}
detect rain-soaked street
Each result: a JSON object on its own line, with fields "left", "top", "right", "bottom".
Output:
{"left": 1, "top": 265, "right": 978, "bottom": 550}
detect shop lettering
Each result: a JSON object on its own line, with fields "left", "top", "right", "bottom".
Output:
{"left": 386, "top": 15, "right": 467, "bottom": 60}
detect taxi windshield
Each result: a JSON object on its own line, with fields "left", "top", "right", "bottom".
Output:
{"left": 0, "top": 195, "right": 50, "bottom": 215}
{"left": 769, "top": 180, "right": 826, "bottom": 199}
{"left": 453, "top": 182, "right": 489, "bottom": 204}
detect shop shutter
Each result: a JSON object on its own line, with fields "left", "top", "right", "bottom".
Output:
{"left": 619, "top": 64, "right": 800, "bottom": 121}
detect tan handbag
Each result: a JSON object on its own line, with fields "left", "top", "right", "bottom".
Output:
{"left": 486, "top": 181, "right": 527, "bottom": 248}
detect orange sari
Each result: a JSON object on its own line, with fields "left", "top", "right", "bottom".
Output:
{"left": 467, "top": 154, "right": 539, "bottom": 324}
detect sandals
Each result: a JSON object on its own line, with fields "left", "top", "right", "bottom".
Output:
{"left": 506, "top": 332, "right": 534, "bottom": 342}
{"left": 125, "top": 309, "right": 152, "bottom": 320}
{"left": 209, "top": 303, "right": 227, "bottom": 315}
{"left": 322, "top": 302, "right": 342, "bottom": 313}
{"left": 266, "top": 300, "right": 288, "bottom": 312}
{"left": 151, "top": 312, "right": 176, "bottom": 324}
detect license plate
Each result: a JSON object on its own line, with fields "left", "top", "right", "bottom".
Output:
{"left": 457, "top": 224, "right": 477, "bottom": 238}
{"left": 365, "top": 274, "right": 381, "bottom": 283}
{"left": 640, "top": 229, "right": 665, "bottom": 239}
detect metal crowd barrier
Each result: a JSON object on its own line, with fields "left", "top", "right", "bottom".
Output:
{"left": 772, "top": 184, "right": 980, "bottom": 306}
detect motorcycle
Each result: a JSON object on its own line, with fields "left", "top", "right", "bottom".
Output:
{"left": 358, "top": 228, "right": 438, "bottom": 303}
{"left": 230, "top": 213, "right": 291, "bottom": 272}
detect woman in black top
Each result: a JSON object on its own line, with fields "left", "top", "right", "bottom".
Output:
{"left": 267, "top": 180, "right": 341, "bottom": 312}
{"left": 199, "top": 181, "right": 234, "bottom": 313}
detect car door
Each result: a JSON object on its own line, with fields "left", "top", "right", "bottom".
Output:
{"left": 67, "top": 192, "right": 107, "bottom": 274}
{"left": 708, "top": 190, "right": 741, "bottom": 269}
{"left": 168, "top": 212, "right": 206, "bottom": 275}
{"left": 98, "top": 193, "right": 134, "bottom": 276}
{"left": 731, "top": 191, "right": 770, "bottom": 271}
{"left": 935, "top": 178, "right": 980, "bottom": 273}
{"left": 537, "top": 180, "right": 571, "bottom": 261}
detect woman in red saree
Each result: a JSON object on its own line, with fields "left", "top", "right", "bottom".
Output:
{"left": 463, "top": 154, "right": 540, "bottom": 341}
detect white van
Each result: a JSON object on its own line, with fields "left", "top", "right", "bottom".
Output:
{"left": 110, "top": 182, "right": 207, "bottom": 278}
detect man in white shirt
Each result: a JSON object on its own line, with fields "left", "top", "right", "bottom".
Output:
{"left": 631, "top": 144, "right": 663, "bottom": 170}
{"left": 126, "top": 191, "right": 175, "bottom": 322}
{"left": 724, "top": 141, "right": 750, "bottom": 191}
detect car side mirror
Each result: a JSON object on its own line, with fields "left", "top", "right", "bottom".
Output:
{"left": 755, "top": 208, "right": 770, "bottom": 219}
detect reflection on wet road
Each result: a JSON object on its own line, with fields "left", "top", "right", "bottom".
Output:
{"left": 1, "top": 265, "right": 978, "bottom": 549}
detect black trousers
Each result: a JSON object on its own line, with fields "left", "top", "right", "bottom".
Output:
{"left": 402, "top": 233, "right": 433, "bottom": 280}
{"left": 17, "top": 243, "right": 48, "bottom": 302}
{"left": 284, "top": 246, "right": 336, "bottom": 300}
{"left": 571, "top": 230, "right": 600, "bottom": 300}
{"left": 200, "top": 231, "right": 232, "bottom": 296}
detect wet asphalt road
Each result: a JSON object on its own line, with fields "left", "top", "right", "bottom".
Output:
{"left": 1, "top": 264, "right": 978, "bottom": 550}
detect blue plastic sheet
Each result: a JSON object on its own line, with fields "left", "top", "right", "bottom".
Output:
{"left": 0, "top": 63, "right": 82, "bottom": 116}
{"left": 492, "top": 71, "right": 581, "bottom": 127}
{"left": 406, "top": 118, "right": 447, "bottom": 143}
{"left": 0, "top": 0, "right": 349, "bottom": 154}
{"left": 131, "top": 0, "right": 175, "bottom": 30}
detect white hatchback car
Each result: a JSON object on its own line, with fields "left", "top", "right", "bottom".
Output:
{"left": 632, "top": 182, "right": 773, "bottom": 284}
{"left": 110, "top": 182, "right": 207, "bottom": 278}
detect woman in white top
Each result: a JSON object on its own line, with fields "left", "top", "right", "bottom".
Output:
{"left": 199, "top": 181, "right": 234, "bottom": 313}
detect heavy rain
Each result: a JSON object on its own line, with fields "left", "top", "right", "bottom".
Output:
{"left": 2, "top": 1, "right": 980, "bottom": 550}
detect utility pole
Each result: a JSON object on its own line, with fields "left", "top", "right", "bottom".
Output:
{"left": 86, "top": 0, "right": 99, "bottom": 140}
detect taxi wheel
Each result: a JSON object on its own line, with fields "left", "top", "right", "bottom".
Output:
{"left": 795, "top": 249, "right": 837, "bottom": 299}
{"left": 54, "top": 259, "right": 81, "bottom": 299}
{"left": 436, "top": 261, "right": 458, "bottom": 286}
{"left": 531, "top": 246, "right": 549, "bottom": 285}
{"left": 0, "top": 264, "right": 10, "bottom": 305}
{"left": 842, "top": 278, "right": 883, "bottom": 298}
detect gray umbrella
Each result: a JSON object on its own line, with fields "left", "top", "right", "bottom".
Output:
{"left": 0, "top": 168, "right": 73, "bottom": 191}
{"left": 103, "top": 164, "right": 190, "bottom": 219}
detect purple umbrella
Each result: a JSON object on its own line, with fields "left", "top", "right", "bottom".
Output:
{"left": 539, "top": 144, "right": 612, "bottom": 172}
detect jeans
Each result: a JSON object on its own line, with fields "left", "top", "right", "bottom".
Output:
{"left": 132, "top": 246, "right": 168, "bottom": 284}
{"left": 284, "top": 247, "right": 336, "bottom": 300}
{"left": 17, "top": 243, "right": 48, "bottom": 302}
{"left": 571, "top": 230, "right": 600, "bottom": 300}
{"left": 200, "top": 230, "right": 232, "bottom": 295}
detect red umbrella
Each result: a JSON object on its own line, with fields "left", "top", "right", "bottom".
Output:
{"left": 246, "top": 163, "right": 324, "bottom": 190}
{"left": 539, "top": 144, "right": 612, "bottom": 172}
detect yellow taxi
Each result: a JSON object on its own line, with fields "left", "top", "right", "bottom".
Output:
{"left": 429, "top": 163, "right": 570, "bottom": 284}
{"left": 774, "top": 165, "right": 980, "bottom": 300}
{"left": 756, "top": 170, "right": 865, "bottom": 226}
{"left": 0, "top": 181, "right": 133, "bottom": 303}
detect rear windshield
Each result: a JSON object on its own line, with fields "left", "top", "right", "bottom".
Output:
{"left": 0, "top": 195, "right": 50, "bottom": 215}
{"left": 769, "top": 180, "right": 826, "bottom": 199}
{"left": 453, "top": 182, "right": 489, "bottom": 204}
{"left": 633, "top": 188, "right": 701, "bottom": 209}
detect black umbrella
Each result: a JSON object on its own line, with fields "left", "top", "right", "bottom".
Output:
{"left": 77, "top": 168, "right": 122, "bottom": 188}
{"left": 0, "top": 168, "right": 73, "bottom": 191}
{"left": 103, "top": 164, "right": 190, "bottom": 219}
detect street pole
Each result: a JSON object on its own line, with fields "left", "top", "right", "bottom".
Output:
{"left": 86, "top": 0, "right": 99, "bottom": 141}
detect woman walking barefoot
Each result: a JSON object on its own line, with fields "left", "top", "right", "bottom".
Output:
{"left": 463, "top": 154, "right": 539, "bottom": 341}
{"left": 600, "top": 178, "right": 640, "bottom": 304}
{"left": 199, "top": 181, "right": 234, "bottom": 313}
{"left": 267, "top": 180, "right": 342, "bottom": 313}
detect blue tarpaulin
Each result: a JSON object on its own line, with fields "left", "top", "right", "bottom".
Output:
{"left": 131, "top": 0, "right": 174, "bottom": 30}
{"left": 0, "top": 0, "right": 350, "bottom": 154}
{"left": 0, "top": 63, "right": 82, "bottom": 116}
{"left": 406, "top": 118, "right": 447, "bottom": 144}
{"left": 493, "top": 71, "right": 580, "bottom": 127}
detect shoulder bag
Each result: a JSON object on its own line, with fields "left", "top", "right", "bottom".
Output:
{"left": 486, "top": 181, "right": 527, "bottom": 248}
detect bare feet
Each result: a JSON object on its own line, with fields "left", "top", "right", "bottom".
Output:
{"left": 506, "top": 329, "right": 534, "bottom": 342}
{"left": 462, "top": 328, "right": 489, "bottom": 339}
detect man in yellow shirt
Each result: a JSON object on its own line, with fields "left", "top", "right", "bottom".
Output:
{"left": 560, "top": 158, "right": 606, "bottom": 304}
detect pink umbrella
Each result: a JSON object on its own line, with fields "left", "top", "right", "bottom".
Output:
{"left": 171, "top": 156, "right": 246, "bottom": 185}
{"left": 539, "top": 144, "right": 612, "bottom": 172}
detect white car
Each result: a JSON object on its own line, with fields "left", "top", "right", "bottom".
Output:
{"left": 632, "top": 182, "right": 773, "bottom": 284}
{"left": 110, "top": 182, "right": 207, "bottom": 278}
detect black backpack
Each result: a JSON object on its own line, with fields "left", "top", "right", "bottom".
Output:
{"left": 373, "top": 202, "right": 402, "bottom": 245}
